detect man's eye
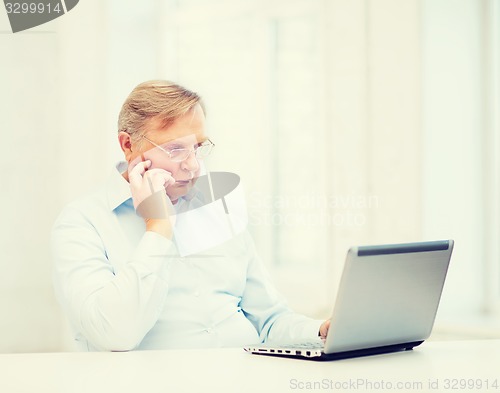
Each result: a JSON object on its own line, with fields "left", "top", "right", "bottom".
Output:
{"left": 163, "top": 144, "right": 184, "bottom": 150}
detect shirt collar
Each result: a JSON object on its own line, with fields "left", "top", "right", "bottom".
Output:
{"left": 107, "top": 161, "right": 133, "bottom": 211}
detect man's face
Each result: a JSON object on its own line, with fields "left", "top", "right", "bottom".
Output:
{"left": 128, "top": 104, "right": 208, "bottom": 203}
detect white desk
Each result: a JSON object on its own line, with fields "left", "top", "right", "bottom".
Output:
{"left": 0, "top": 340, "right": 499, "bottom": 393}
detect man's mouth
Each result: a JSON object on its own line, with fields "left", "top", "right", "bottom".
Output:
{"left": 175, "top": 179, "right": 191, "bottom": 185}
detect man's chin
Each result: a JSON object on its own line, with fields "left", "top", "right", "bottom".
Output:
{"left": 166, "top": 188, "right": 191, "bottom": 203}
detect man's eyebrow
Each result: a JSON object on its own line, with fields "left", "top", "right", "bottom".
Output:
{"left": 161, "top": 137, "right": 209, "bottom": 146}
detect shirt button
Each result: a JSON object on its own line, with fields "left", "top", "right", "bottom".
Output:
{"left": 205, "top": 328, "right": 212, "bottom": 334}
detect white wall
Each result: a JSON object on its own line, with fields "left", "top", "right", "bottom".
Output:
{"left": 421, "top": 0, "right": 500, "bottom": 335}
{"left": 0, "top": 11, "right": 64, "bottom": 352}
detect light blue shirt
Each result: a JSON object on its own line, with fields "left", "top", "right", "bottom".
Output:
{"left": 51, "top": 163, "right": 322, "bottom": 351}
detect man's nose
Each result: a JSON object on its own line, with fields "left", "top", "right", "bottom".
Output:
{"left": 181, "top": 150, "right": 200, "bottom": 172}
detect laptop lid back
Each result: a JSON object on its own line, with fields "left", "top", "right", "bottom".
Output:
{"left": 324, "top": 240, "right": 453, "bottom": 354}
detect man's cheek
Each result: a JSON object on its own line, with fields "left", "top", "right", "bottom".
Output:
{"left": 144, "top": 150, "right": 172, "bottom": 171}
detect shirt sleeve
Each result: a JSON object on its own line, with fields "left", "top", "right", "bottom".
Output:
{"left": 239, "top": 232, "right": 323, "bottom": 344}
{"left": 51, "top": 205, "right": 175, "bottom": 351}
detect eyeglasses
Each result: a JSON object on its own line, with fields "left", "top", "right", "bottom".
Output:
{"left": 141, "top": 135, "right": 215, "bottom": 162}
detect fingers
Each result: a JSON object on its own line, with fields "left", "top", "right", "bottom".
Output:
{"left": 129, "top": 160, "right": 174, "bottom": 191}
{"left": 128, "top": 159, "right": 177, "bottom": 216}
{"left": 143, "top": 168, "right": 175, "bottom": 192}
{"left": 319, "top": 319, "right": 331, "bottom": 339}
{"left": 129, "top": 160, "right": 151, "bottom": 189}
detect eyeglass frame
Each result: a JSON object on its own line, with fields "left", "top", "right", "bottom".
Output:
{"left": 140, "top": 134, "right": 215, "bottom": 162}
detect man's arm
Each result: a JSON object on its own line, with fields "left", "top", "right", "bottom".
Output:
{"left": 52, "top": 206, "right": 175, "bottom": 351}
{"left": 239, "top": 231, "right": 328, "bottom": 343}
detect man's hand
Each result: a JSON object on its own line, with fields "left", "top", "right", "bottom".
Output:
{"left": 129, "top": 160, "right": 175, "bottom": 210}
{"left": 129, "top": 160, "right": 176, "bottom": 239}
{"left": 319, "top": 319, "right": 331, "bottom": 340}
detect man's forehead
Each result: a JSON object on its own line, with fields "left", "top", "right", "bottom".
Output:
{"left": 147, "top": 130, "right": 207, "bottom": 145}
{"left": 145, "top": 118, "right": 207, "bottom": 144}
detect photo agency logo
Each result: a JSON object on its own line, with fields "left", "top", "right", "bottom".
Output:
{"left": 4, "top": 0, "right": 79, "bottom": 33}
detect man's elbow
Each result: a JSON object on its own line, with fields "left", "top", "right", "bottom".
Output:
{"left": 79, "top": 299, "right": 150, "bottom": 351}
{"left": 80, "top": 314, "right": 145, "bottom": 352}
{"left": 89, "top": 330, "right": 143, "bottom": 352}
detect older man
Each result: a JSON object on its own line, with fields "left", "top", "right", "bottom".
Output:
{"left": 52, "top": 80, "right": 330, "bottom": 351}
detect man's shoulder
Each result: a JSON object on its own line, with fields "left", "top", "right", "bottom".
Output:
{"left": 66, "top": 183, "right": 109, "bottom": 211}
{"left": 58, "top": 163, "right": 129, "bottom": 220}
{"left": 55, "top": 184, "right": 109, "bottom": 223}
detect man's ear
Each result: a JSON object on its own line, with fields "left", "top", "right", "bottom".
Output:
{"left": 118, "top": 132, "right": 134, "bottom": 162}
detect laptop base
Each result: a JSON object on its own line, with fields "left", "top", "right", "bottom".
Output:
{"left": 246, "top": 340, "right": 424, "bottom": 361}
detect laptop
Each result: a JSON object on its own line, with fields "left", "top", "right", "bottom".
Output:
{"left": 244, "top": 240, "right": 454, "bottom": 361}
